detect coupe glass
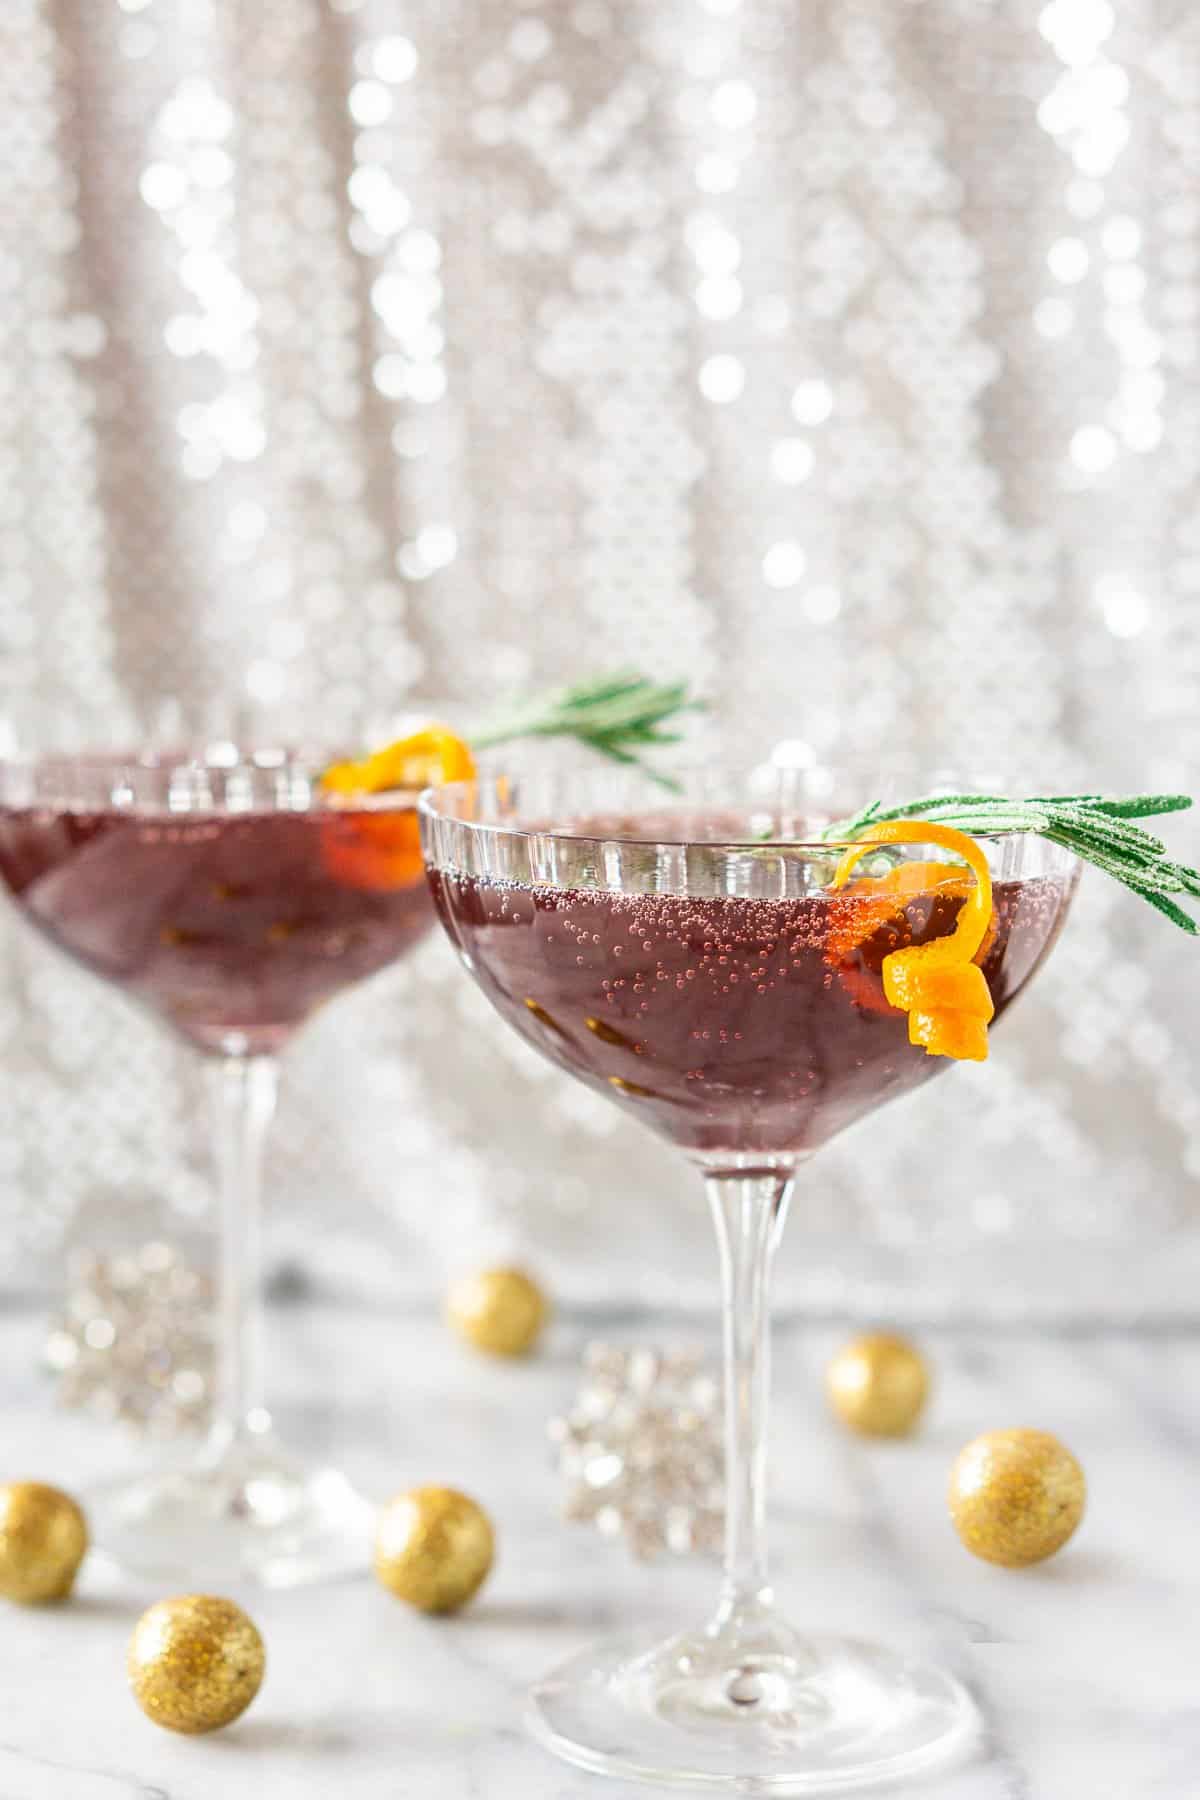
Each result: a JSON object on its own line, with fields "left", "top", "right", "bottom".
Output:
{"left": 420, "top": 764, "right": 1078, "bottom": 1793}
{"left": 0, "top": 745, "right": 438, "bottom": 1587}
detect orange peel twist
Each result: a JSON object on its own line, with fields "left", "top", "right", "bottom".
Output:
{"left": 321, "top": 727, "right": 476, "bottom": 798}
{"left": 319, "top": 726, "right": 475, "bottom": 892}
{"left": 831, "top": 821, "right": 996, "bottom": 1061}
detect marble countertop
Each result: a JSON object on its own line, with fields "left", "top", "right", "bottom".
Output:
{"left": 0, "top": 1298, "right": 1196, "bottom": 1799}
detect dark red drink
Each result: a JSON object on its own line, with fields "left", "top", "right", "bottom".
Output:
{"left": 429, "top": 865, "right": 1073, "bottom": 1156}
{"left": 0, "top": 803, "right": 433, "bottom": 1056}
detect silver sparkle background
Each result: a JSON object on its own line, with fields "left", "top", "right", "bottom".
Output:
{"left": 1, "top": 0, "right": 1198, "bottom": 1318}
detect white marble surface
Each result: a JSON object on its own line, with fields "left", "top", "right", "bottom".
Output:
{"left": 0, "top": 1299, "right": 1197, "bottom": 1799}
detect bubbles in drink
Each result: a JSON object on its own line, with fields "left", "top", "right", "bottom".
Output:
{"left": 0, "top": 805, "right": 435, "bottom": 1056}
{"left": 429, "top": 859, "right": 1074, "bottom": 1157}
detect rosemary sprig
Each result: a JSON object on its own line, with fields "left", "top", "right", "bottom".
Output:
{"left": 471, "top": 674, "right": 703, "bottom": 787}
{"left": 822, "top": 792, "right": 1200, "bottom": 934}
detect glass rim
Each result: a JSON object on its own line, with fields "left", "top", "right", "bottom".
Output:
{"left": 0, "top": 746, "right": 426, "bottom": 815}
{"left": 417, "top": 765, "right": 1026, "bottom": 854}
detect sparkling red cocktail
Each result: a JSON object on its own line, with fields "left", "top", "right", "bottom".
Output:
{"left": 421, "top": 768, "right": 1078, "bottom": 1794}
{"left": 0, "top": 749, "right": 436, "bottom": 1588}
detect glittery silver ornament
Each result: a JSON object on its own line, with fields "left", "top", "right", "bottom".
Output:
{"left": 550, "top": 1343, "right": 724, "bottom": 1561}
{"left": 45, "top": 1243, "right": 214, "bottom": 1437}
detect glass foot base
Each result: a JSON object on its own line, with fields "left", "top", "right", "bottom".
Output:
{"left": 88, "top": 1440, "right": 374, "bottom": 1589}
{"left": 529, "top": 1625, "right": 978, "bottom": 1793}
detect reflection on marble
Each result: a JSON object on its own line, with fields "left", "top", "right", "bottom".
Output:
{"left": 0, "top": 1302, "right": 1196, "bottom": 1798}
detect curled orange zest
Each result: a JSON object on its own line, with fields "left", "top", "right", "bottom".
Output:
{"left": 831, "top": 821, "right": 996, "bottom": 1061}
{"left": 321, "top": 727, "right": 476, "bottom": 797}
{"left": 319, "top": 726, "right": 475, "bottom": 892}
{"left": 823, "top": 862, "right": 970, "bottom": 1018}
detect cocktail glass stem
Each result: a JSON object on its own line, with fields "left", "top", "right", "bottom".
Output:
{"left": 530, "top": 1152, "right": 975, "bottom": 1782}
{"left": 86, "top": 1051, "right": 372, "bottom": 1587}
{"left": 205, "top": 1055, "right": 278, "bottom": 1461}
{"left": 706, "top": 1165, "right": 794, "bottom": 1644}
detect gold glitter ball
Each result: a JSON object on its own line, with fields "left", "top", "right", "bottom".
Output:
{"left": 374, "top": 1485, "right": 495, "bottom": 1613}
{"left": 446, "top": 1266, "right": 548, "bottom": 1357}
{"left": 128, "top": 1595, "right": 265, "bottom": 1734}
{"left": 949, "top": 1428, "right": 1086, "bottom": 1567}
{"left": 0, "top": 1482, "right": 88, "bottom": 1604}
{"left": 826, "top": 1332, "right": 930, "bottom": 1437}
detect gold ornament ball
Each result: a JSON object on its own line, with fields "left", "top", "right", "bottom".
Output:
{"left": 374, "top": 1485, "right": 495, "bottom": 1613}
{"left": 0, "top": 1481, "right": 88, "bottom": 1604}
{"left": 826, "top": 1332, "right": 930, "bottom": 1437}
{"left": 949, "top": 1428, "right": 1086, "bottom": 1568}
{"left": 446, "top": 1266, "right": 548, "bottom": 1357}
{"left": 128, "top": 1595, "right": 265, "bottom": 1734}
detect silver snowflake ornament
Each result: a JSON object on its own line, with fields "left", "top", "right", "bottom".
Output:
{"left": 550, "top": 1343, "right": 724, "bottom": 1560}
{"left": 45, "top": 1242, "right": 214, "bottom": 1436}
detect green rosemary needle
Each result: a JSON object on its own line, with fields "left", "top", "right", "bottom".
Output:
{"left": 822, "top": 793, "right": 1200, "bottom": 934}
{"left": 471, "top": 674, "right": 703, "bottom": 786}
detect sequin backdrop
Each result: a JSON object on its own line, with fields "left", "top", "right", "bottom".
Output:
{"left": 2, "top": 0, "right": 1198, "bottom": 1318}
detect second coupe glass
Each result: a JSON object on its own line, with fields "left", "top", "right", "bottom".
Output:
{"left": 0, "top": 746, "right": 437, "bottom": 1587}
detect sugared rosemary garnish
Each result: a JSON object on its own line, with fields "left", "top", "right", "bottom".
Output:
{"left": 471, "top": 674, "right": 702, "bottom": 785}
{"left": 823, "top": 793, "right": 1200, "bottom": 933}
